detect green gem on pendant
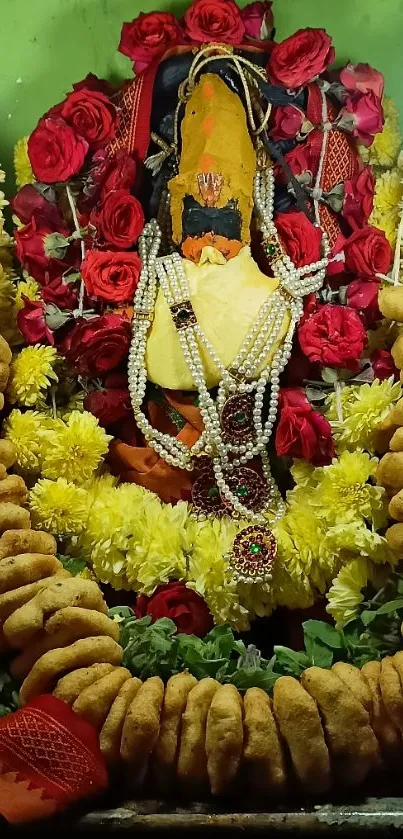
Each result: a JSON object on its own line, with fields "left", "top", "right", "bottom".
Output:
{"left": 207, "top": 486, "right": 220, "bottom": 500}
{"left": 236, "top": 485, "right": 248, "bottom": 498}
{"left": 235, "top": 411, "right": 246, "bottom": 423}
{"left": 267, "top": 243, "right": 276, "bottom": 256}
{"left": 249, "top": 542, "right": 262, "bottom": 556}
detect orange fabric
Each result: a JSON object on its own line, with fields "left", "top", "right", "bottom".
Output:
{"left": 108, "top": 390, "right": 204, "bottom": 503}
{"left": 181, "top": 233, "right": 243, "bottom": 263}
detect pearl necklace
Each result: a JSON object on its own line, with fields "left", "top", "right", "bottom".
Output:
{"left": 128, "top": 166, "right": 330, "bottom": 525}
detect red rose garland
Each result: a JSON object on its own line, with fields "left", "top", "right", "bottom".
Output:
{"left": 28, "top": 118, "right": 89, "bottom": 183}
{"left": 184, "top": 0, "right": 245, "bottom": 44}
{"left": 90, "top": 190, "right": 144, "bottom": 249}
{"left": 81, "top": 250, "right": 142, "bottom": 303}
{"left": 135, "top": 581, "right": 214, "bottom": 637}
{"left": 275, "top": 389, "right": 334, "bottom": 466}
{"left": 267, "top": 28, "right": 335, "bottom": 89}
{"left": 119, "top": 12, "right": 184, "bottom": 71}
{"left": 60, "top": 90, "right": 118, "bottom": 147}
{"left": 62, "top": 314, "right": 132, "bottom": 377}
{"left": 298, "top": 304, "right": 368, "bottom": 369}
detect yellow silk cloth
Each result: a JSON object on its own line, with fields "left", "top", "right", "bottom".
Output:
{"left": 146, "top": 245, "right": 290, "bottom": 390}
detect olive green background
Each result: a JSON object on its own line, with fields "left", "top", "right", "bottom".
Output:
{"left": 1, "top": 0, "right": 402, "bottom": 193}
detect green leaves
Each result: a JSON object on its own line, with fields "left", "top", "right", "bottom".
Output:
{"left": 0, "top": 670, "right": 20, "bottom": 718}
{"left": 58, "top": 554, "right": 87, "bottom": 576}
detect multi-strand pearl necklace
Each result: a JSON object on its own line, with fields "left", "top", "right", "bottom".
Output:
{"left": 128, "top": 166, "right": 330, "bottom": 528}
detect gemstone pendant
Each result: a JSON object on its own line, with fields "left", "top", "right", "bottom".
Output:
{"left": 265, "top": 235, "right": 283, "bottom": 265}
{"left": 225, "top": 467, "right": 269, "bottom": 512}
{"left": 170, "top": 300, "right": 197, "bottom": 330}
{"left": 221, "top": 394, "right": 254, "bottom": 442}
{"left": 228, "top": 525, "right": 277, "bottom": 584}
{"left": 191, "top": 471, "right": 227, "bottom": 517}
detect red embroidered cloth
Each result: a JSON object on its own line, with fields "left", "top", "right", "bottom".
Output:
{"left": 0, "top": 695, "right": 108, "bottom": 823}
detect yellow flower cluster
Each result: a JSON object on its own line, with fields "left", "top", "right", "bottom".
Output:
{"left": 325, "top": 378, "right": 401, "bottom": 454}
{"left": 27, "top": 449, "right": 395, "bottom": 631}
{"left": 370, "top": 169, "right": 403, "bottom": 249}
{"left": 14, "top": 137, "right": 34, "bottom": 191}
{"left": 362, "top": 98, "right": 401, "bottom": 169}
{"left": 4, "top": 409, "right": 111, "bottom": 483}
{"left": 7, "top": 345, "right": 59, "bottom": 406}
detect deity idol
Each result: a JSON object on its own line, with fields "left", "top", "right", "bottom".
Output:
{"left": 105, "top": 42, "right": 358, "bottom": 582}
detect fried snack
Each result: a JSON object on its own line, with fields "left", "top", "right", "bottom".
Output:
{"left": 100, "top": 677, "right": 142, "bottom": 763}
{"left": 177, "top": 678, "right": 220, "bottom": 794}
{"left": 0, "top": 441, "right": 15, "bottom": 470}
{"left": 4, "top": 577, "right": 108, "bottom": 648}
{"left": 301, "top": 667, "right": 379, "bottom": 787}
{"left": 273, "top": 676, "right": 331, "bottom": 795}
{"left": 0, "top": 465, "right": 6, "bottom": 482}
{"left": 0, "top": 503, "right": 30, "bottom": 533}
{"left": 121, "top": 676, "right": 165, "bottom": 787}
{"left": 243, "top": 687, "right": 287, "bottom": 799}
{"left": 379, "top": 656, "right": 403, "bottom": 734}
{"left": 54, "top": 663, "right": 116, "bottom": 704}
{"left": 152, "top": 671, "right": 197, "bottom": 792}
{"left": 73, "top": 667, "right": 131, "bottom": 731}
{"left": 0, "top": 554, "right": 63, "bottom": 596}
{"left": 0, "top": 572, "right": 70, "bottom": 623}
{"left": 19, "top": 636, "right": 123, "bottom": 705}
{"left": 0, "top": 362, "right": 9, "bottom": 392}
{"left": 11, "top": 608, "right": 121, "bottom": 679}
{"left": 0, "top": 529, "right": 57, "bottom": 561}
{"left": 0, "top": 476, "right": 28, "bottom": 506}
{"left": 388, "top": 491, "right": 403, "bottom": 522}
{"left": 332, "top": 662, "right": 373, "bottom": 716}
{"left": 0, "top": 335, "right": 12, "bottom": 366}
{"left": 362, "top": 661, "right": 402, "bottom": 766}
{"left": 0, "top": 394, "right": 3, "bottom": 412}
{"left": 377, "top": 452, "right": 403, "bottom": 495}
{"left": 386, "top": 523, "right": 403, "bottom": 552}
{"left": 206, "top": 684, "right": 243, "bottom": 796}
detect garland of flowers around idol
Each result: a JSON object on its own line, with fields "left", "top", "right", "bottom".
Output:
{"left": 4, "top": 2, "right": 403, "bottom": 631}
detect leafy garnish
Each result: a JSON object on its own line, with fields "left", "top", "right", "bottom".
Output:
{"left": 58, "top": 554, "right": 87, "bottom": 576}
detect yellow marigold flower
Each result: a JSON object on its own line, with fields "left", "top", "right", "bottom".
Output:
{"left": 42, "top": 410, "right": 112, "bottom": 484}
{"left": 30, "top": 477, "right": 88, "bottom": 536}
{"left": 14, "top": 137, "right": 35, "bottom": 190}
{"left": 326, "top": 557, "right": 370, "bottom": 627}
{"left": 14, "top": 277, "right": 40, "bottom": 312}
{"left": 7, "top": 345, "right": 59, "bottom": 406}
{"left": 325, "top": 378, "right": 401, "bottom": 454}
{"left": 3, "top": 408, "right": 52, "bottom": 473}
{"left": 370, "top": 169, "right": 403, "bottom": 248}
{"left": 312, "top": 450, "right": 388, "bottom": 529}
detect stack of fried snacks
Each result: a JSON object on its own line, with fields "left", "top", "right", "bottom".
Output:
{"left": 48, "top": 654, "right": 403, "bottom": 799}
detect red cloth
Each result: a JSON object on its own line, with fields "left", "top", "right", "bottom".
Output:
{"left": 0, "top": 695, "right": 108, "bottom": 824}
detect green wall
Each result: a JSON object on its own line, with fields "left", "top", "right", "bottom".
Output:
{"left": 1, "top": 0, "right": 402, "bottom": 193}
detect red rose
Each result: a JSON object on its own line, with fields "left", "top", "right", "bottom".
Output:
{"left": 90, "top": 190, "right": 144, "bottom": 249}
{"left": 72, "top": 73, "right": 115, "bottom": 96}
{"left": 343, "top": 167, "right": 375, "bottom": 230}
{"left": 28, "top": 118, "right": 88, "bottom": 184}
{"left": 40, "top": 277, "right": 78, "bottom": 310}
{"left": 84, "top": 387, "right": 132, "bottom": 426}
{"left": 11, "top": 185, "right": 63, "bottom": 227}
{"left": 119, "top": 12, "right": 183, "bottom": 71}
{"left": 135, "top": 581, "right": 214, "bottom": 637}
{"left": 344, "top": 225, "right": 392, "bottom": 279}
{"left": 95, "top": 152, "right": 137, "bottom": 200}
{"left": 81, "top": 250, "right": 141, "bottom": 303}
{"left": 60, "top": 89, "right": 118, "bottom": 147}
{"left": 284, "top": 142, "right": 315, "bottom": 179}
{"left": 371, "top": 349, "right": 399, "bottom": 381}
{"left": 62, "top": 313, "right": 131, "bottom": 377}
{"left": 184, "top": 0, "right": 245, "bottom": 45}
{"left": 271, "top": 105, "right": 303, "bottom": 141}
{"left": 15, "top": 217, "right": 73, "bottom": 284}
{"left": 340, "top": 62, "right": 384, "bottom": 101}
{"left": 338, "top": 90, "right": 384, "bottom": 147}
{"left": 240, "top": 1, "right": 273, "bottom": 41}
{"left": 17, "top": 297, "right": 54, "bottom": 345}
{"left": 275, "top": 388, "right": 334, "bottom": 465}
{"left": 268, "top": 28, "right": 335, "bottom": 89}
{"left": 298, "top": 304, "right": 367, "bottom": 369}
{"left": 276, "top": 211, "right": 322, "bottom": 268}
{"left": 346, "top": 279, "right": 381, "bottom": 328}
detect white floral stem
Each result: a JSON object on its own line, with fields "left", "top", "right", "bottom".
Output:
{"left": 66, "top": 184, "right": 85, "bottom": 316}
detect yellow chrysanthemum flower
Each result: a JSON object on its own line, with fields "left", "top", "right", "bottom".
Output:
{"left": 311, "top": 450, "right": 388, "bottom": 529}
{"left": 14, "top": 277, "right": 40, "bottom": 312}
{"left": 274, "top": 505, "right": 336, "bottom": 594}
{"left": 3, "top": 409, "right": 53, "bottom": 473}
{"left": 361, "top": 100, "right": 401, "bottom": 168}
{"left": 14, "top": 137, "right": 35, "bottom": 190}
{"left": 30, "top": 477, "right": 88, "bottom": 536}
{"left": 325, "top": 520, "right": 396, "bottom": 567}
{"left": 370, "top": 169, "right": 403, "bottom": 248}
{"left": 325, "top": 378, "right": 401, "bottom": 454}
{"left": 7, "top": 345, "right": 59, "bottom": 406}
{"left": 326, "top": 557, "right": 370, "bottom": 628}
{"left": 42, "top": 410, "right": 112, "bottom": 484}
{"left": 0, "top": 269, "right": 16, "bottom": 312}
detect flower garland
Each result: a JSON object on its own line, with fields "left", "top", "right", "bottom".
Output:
{"left": 5, "top": 1, "right": 402, "bottom": 629}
